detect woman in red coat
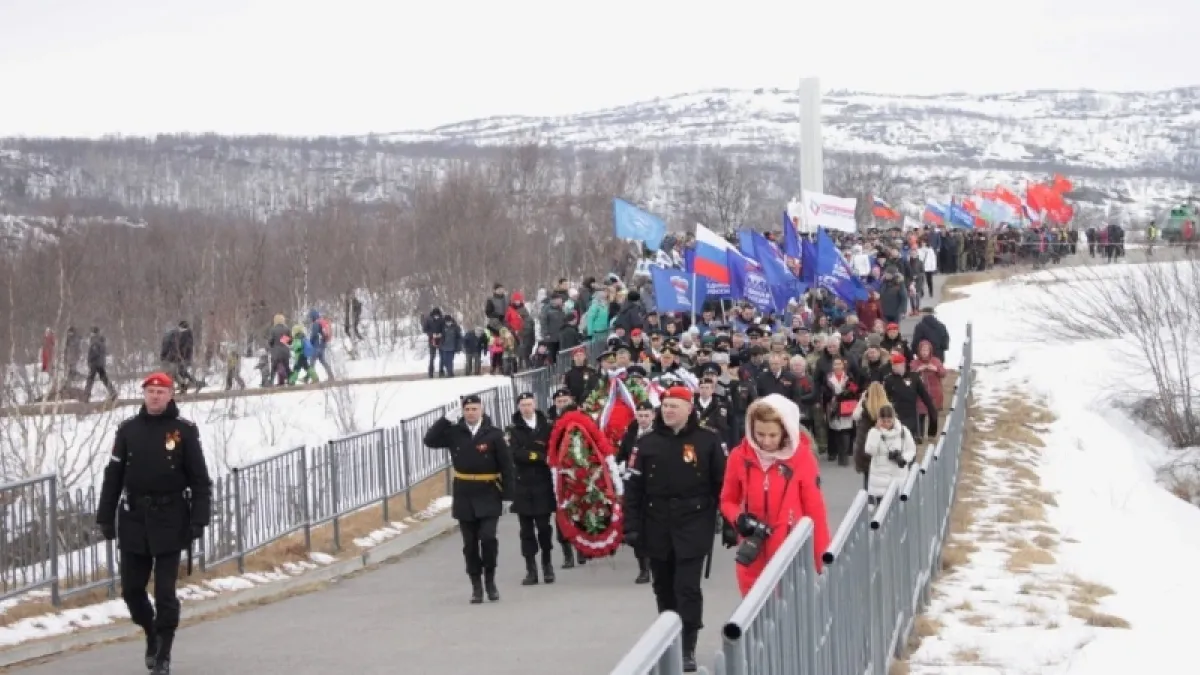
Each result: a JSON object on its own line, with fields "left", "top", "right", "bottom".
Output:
{"left": 910, "top": 339, "right": 945, "bottom": 441}
{"left": 720, "top": 394, "right": 833, "bottom": 596}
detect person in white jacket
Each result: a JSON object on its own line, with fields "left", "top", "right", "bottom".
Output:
{"left": 863, "top": 405, "right": 916, "bottom": 502}
{"left": 851, "top": 244, "right": 872, "bottom": 281}
{"left": 917, "top": 242, "right": 938, "bottom": 297}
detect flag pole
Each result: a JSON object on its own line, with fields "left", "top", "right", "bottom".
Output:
{"left": 690, "top": 273, "right": 698, "bottom": 326}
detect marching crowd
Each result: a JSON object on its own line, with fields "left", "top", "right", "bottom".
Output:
{"left": 420, "top": 224, "right": 960, "bottom": 671}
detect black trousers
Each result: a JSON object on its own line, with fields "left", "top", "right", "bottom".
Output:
{"left": 120, "top": 550, "right": 183, "bottom": 636}
{"left": 827, "top": 427, "right": 854, "bottom": 460}
{"left": 649, "top": 551, "right": 706, "bottom": 631}
{"left": 518, "top": 514, "right": 554, "bottom": 558}
{"left": 459, "top": 516, "right": 499, "bottom": 576}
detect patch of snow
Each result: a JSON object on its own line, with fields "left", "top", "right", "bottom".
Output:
{"left": 911, "top": 262, "right": 1200, "bottom": 674}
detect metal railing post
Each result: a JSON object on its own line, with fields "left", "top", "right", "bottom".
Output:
{"left": 377, "top": 429, "right": 389, "bottom": 522}
{"left": 232, "top": 468, "right": 246, "bottom": 574}
{"left": 329, "top": 442, "right": 341, "bottom": 552}
{"left": 400, "top": 423, "right": 414, "bottom": 513}
{"left": 48, "top": 476, "right": 60, "bottom": 608}
{"left": 301, "top": 446, "right": 312, "bottom": 551}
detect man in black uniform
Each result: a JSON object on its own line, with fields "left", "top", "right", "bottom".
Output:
{"left": 624, "top": 386, "right": 726, "bottom": 672}
{"left": 423, "top": 394, "right": 514, "bottom": 604}
{"left": 546, "top": 387, "right": 587, "bottom": 569}
{"left": 505, "top": 392, "right": 557, "bottom": 585}
{"left": 693, "top": 377, "right": 731, "bottom": 445}
{"left": 618, "top": 400, "right": 657, "bottom": 584}
{"left": 96, "top": 372, "right": 212, "bottom": 675}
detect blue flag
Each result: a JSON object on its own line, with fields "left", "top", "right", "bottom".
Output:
{"left": 782, "top": 211, "right": 801, "bottom": 258}
{"left": 947, "top": 203, "right": 975, "bottom": 229}
{"left": 815, "top": 229, "right": 869, "bottom": 304}
{"left": 651, "top": 267, "right": 703, "bottom": 313}
{"left": 800, "top": 237, "right": 818, "bottom": 284}
{"left": 612, "top": 199, "right": 667, "bottom": 250}
{"left": 738, "top": 229, "right": 796, "bottom": 291}
{"left": 726, "top": 249, "right": 789, "bottom": 313}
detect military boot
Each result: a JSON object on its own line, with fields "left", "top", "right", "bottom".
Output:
{"left": 484, "top": 569, "right": 500, "bottom": 602}
{"left": 151, "top": 631, "right": 174, "bottom": 674}
{"left": 469, "top": 575, "right": 484, "bottom": 604}
{"left": 561, "top": 544, "right": 576, "bottom": 569}
{"left": 635, "top": 556, "right": 651, "bottom": 585}
{"left": 541, "top": 551, "right": 556, "bottom": 584}
{"left": 521, "top": 557, "right": 538, "bottom": 586}
{"left": 150, "top": 660, "right": 171, "bottom": 675}
{"left": 143, "top": 628, "right": 158, "bottom": 670}
{"left": 682, "top": 627, "right": 699, "bottom": 672}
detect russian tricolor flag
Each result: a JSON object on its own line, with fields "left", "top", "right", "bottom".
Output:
{"left": 873, "top": 197, "right": 900, "bottom": 221}
{"left": 693, "top": 224, "right": 733, "bottom": 284}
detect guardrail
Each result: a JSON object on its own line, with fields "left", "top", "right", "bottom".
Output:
{"left": 612, "top": 322, "right": 974, "bottom": 675}
{"left": 0, "top": 377, "right": 528, "bottom": 606}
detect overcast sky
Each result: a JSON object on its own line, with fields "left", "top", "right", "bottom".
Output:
{"left": 1, "top": 0, "right": 1195, "bottom": 137}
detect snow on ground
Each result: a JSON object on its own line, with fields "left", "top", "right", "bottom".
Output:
{"left": 907, "top": 263, "right": 1200, "bottom": 674}
{"left": 3, "top": 374, "right": 512, "bottom": 488}
{"left": 0, "top": 496, "right": 455, "bottom": 646}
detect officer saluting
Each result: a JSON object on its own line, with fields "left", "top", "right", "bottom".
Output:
{"left": 96, "top": 372, "right": 212, "bottom": 675}
{"left": 624, "top": 386, "right": 726, "bottom": 672}
{"left": 423, "top": 394, "right": 514, "bottom": 604}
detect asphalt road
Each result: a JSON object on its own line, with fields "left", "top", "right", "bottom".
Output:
{"left": 9, "top": 273, "right": 956, "bottom": 675}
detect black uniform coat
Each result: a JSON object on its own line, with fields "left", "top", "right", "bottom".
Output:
{"left": 505, "top": 411, "right": 557, "bottom": 516}
{"left": 694, "top": 395, "right": 732, "bottom": 443}
{"left": 563, "top": 365, "right": 599, "bottom": 404}
{"left": 424, "top": 415, "right": 514, "bottom": 521}
{"left": 883, "top": 372, "right": 939, "bottom": 438}
{"left": 96, "top": 401, "right": 213, "bottom": 556}
{"left": 624, "top": 415, "right": 726, "bottom": 561}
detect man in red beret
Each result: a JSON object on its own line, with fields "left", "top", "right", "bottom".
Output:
{"left": 96, "top": 371, "right": 212, "bottom": 675}
{"left": 882, "top": 352, "right": 938, "bottom": 441}
{"left": 623, "top": 385, "right": 726, "bottom": 672}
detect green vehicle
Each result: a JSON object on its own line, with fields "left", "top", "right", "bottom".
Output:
{"left": 1159, "top": 204, "right": 1198, "bottom": 244}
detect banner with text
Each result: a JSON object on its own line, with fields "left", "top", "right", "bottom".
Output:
{"left": 801, "top": 191, "right": 858, "bottom": 234}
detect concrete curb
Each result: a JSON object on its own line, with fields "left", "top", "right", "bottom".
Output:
{"left": 0, "top": 513, "right": 460, "bottom": 669}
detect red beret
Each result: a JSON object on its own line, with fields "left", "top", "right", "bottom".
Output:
{"left": 890, "top": 352, "right": 907, "bottom": 365}
{"left": 142, "top": 372, "right": 174, "bottom": 389}
{"left": 663, "top": 386, "right": 693, "bottom": 403}
{"left": 886, "top": 322, "right": 900, "bottom": 331}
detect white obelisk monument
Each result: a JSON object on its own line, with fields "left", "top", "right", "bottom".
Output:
{"left": 798, "top": 77, "right": 824, "bottom": 195}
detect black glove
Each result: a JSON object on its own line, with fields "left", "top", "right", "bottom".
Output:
{"left": 887, "top": 450, "right": 908, "bottom": 469}
{"left": 720, "top": 518, "right": 739, "bottom": 548}
{"left": 928, "top": 416, "right": 939, "bottom": 437}
{"left": 735, "top": 513, "right": 760, "bottom": 538}
{"left": 99, "top": 523, "right": 116, "bottom": 541}
{"left": 624, "top": 531, "right": 639, "bottom": 548}
{"left": 190, "top": 524, "right": 205, "bottom": 541}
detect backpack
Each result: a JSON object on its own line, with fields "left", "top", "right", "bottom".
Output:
{"left": 317, "top": 317, "right": 332, "bottom": 343}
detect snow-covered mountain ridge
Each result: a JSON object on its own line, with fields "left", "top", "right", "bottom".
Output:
{"left": 0, "top": 85, "right": 1197, "bottom": 234}
{"left": 383, "top": 86, "right": 1200, "bottom": 176}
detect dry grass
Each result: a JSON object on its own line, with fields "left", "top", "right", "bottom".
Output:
{"left": 961, "top": 614, "right": 989, "bottom": 627}
{"left": 941, "top": 267, "right": 1036, "bottom": 302}
{"left": 1069, "top": 604, "right": 1132, "bottom": 629}
{"left": 951, "top": 647, "right": 982, "bottom": 663}
{"left": 0, "top": 472, "right": 449, "bottom": 630}
{"left": 1006, "top": 541, "right": 1057, "bottom": 573}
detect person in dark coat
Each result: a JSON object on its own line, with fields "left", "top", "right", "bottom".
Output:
{"left": 421, "top": 308, "right": 445, "bottom": 378}
{"left": 484, "top": 284, "right": 508, "bottom": 323}
{"left": 462, "top": 327, "right": 485, "bottom": 376}
{"left": 910, "top": 308, "right": 950, "bottom": 362}
{"left": 617, "top": 400, "right": 657, "bottom": 584}
{"left": 693, "top": 378, "right": 731, "bottom": 445}
{"left": 423, "top": 394, "right": 514, "bottom": 604}
{"left": 624, "top": 386, "right": 726, "bottom": 672}
{"left": 882, "top": 353, "right": 939, "bottom": 440}
{"left": 505, "top": 394, "right": 557, "bottom": 586}
{"left": 562, "top": 348, "right": 599, "bottom": 403}
{"left": 84, "top": 326, "right": 117, "bottom": 402}
{"left": 96, "top": 372, "right": 212, "bottom": 675}
{"left": 438, "top": 315, "right": 463, "bottom": 377}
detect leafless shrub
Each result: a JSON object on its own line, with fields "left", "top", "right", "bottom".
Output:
{"left": 1022, "top": 260, "right": 1200, "bottom": 447}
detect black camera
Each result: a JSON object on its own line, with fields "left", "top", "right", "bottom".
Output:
{"left": 734, "top": 514, "right": 772, "bottom": 567}
{"left": 887, "top": 449, "right": 908, "bottom": 469}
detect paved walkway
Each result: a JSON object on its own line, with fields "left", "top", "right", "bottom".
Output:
{"left": 13, "top": 279, "right": 951, "bottom": 675}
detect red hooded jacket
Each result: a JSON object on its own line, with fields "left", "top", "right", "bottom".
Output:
{"left": 720, "top": 394, "right": 832, "bottom": 596}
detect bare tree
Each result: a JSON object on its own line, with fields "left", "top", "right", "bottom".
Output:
{"left": 682, "top": 153, "right": 753, "bottom": 233}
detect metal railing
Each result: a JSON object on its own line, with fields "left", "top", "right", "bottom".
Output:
{"left": 0, "top": 378, "right": 530, "bottom": 606}
{"left": 612, "top": 322, "right": 974, "bottom": 675}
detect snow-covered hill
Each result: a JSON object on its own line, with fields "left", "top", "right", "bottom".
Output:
{"left": 384, "top": 87, "right": 1200, "bottom": 175}
{"left": 0, "top": 86, "right": 1198, "bottom": 228}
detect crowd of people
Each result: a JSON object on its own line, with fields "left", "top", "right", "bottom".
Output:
{"left": 420, "top": 223, "right": 964, "bottom": 672}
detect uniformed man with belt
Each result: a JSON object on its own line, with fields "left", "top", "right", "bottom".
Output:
{"left": 624, "top": 386, "right": 726, "bottom": 672}
{"left": 96, "top": 372, "right": 212, "bottom": 675}
{"left": 423, "top": 393, "right": 514, "bottom": 604}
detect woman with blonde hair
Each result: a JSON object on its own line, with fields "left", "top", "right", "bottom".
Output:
{"left": 852, "top": 382, "right": 890, "bottom": 490}
{"left": 720, "top": 394, "right": 832, "bottom": 595}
